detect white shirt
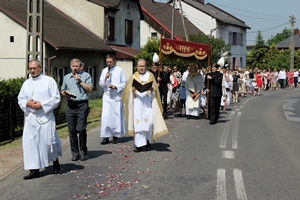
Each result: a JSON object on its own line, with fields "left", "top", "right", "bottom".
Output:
{"left": 278, "top": 70, "right": 286, "bottom": 79}
{"left": 182, "top": 70, "right": 189, "bottom": 83}
{"left": 294, "top": 71, "right": 299, "bottom": 77}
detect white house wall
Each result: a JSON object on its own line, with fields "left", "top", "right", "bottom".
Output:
{"left": 222, "top": 25, "right": 247, "bottom": 68}
{"left": 180, "top": 2, "right": 247, "bottom": 68}
{"left": 0, "top": 12, "right": 27, "bottom": 79}
{"left": 181, "top": 2, "right": 216, "bottom": 36}
{"left": 140, "top": 21, "right": 161, "bottom": 47}
{"left": 116, "top": 60, "right": 133, "bottom": 81}
{"left": 47, "top": 0, "right": 105, "bottom": 39}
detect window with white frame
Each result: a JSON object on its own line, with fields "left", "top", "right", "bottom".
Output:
{"left": 54, "top": 67, "right": 69, "bottom": 87}
{"left": 88, "top": 66, "right": 96, "bottom": 89}
{"left": 151, "top": 32, "right": 157, "bottom": 39}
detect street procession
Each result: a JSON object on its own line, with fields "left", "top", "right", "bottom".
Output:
{"left": 1, "top": 0, "right": 300, "bottom": 199}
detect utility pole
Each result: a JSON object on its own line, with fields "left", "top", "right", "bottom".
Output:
{"left": 178, "top": 0, "right": 188, "bottom": 41}
{"left": 26, "top": 0, "right": 44, "bottom": 77}
{"left": 171, "top": 0, "right": 175, "bottom": 39}
{"left": 290, "top": 15, "right": 295, "bottom": 70}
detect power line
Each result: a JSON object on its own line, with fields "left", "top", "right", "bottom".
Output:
{"left": 247, "top": 22, "right": 289, "bottom": 33}
{"left": 207, "top": 0, "right": 289, "bottom": 19}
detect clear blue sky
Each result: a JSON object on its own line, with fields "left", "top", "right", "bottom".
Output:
{"left": 155, "top": 0, "right": 300, "bottom": 45}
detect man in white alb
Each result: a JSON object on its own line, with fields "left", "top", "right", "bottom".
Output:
{"left": 99, "top": 54, "right": 126, "bottom": 144}
{"left": 18, "top": 59, "right": 62, "bottom": 180}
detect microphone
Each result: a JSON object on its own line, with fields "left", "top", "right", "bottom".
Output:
{"left": 73, "top": 69, "right": 79, "bottom": 83}
{"left": 107, "top": 67, "right": 110, "bottom": 78}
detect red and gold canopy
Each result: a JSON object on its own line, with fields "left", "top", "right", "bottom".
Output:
{"left": 160, "top": 38, "right": 210, "bottom": 60}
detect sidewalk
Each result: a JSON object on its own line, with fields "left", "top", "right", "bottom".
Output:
{"left": 0, "top": 143, "right": 23, "bottom": 181}
{"left": 0, "top": 131, "right": 77, "bottom": 181}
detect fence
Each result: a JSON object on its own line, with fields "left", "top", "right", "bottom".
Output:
{"left": 0, "top": 94, "right": 66, "bottom": 143}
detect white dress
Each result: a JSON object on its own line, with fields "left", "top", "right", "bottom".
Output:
{"left": 99, "top": 66, "right": 127, "bottom": 138}
{"left": 18, "top": 74, "right": 62, "bottom": 170}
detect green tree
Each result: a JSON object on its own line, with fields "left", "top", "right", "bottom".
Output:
{"left": 276, "top": 49, "right": 290, "bottom": 69}
{"left": 294, "top": 49, "right": 300, "bottom": 69}
{"left": 135, "top": 39, "right": 160, "bottom": 68}
{"left": 135, "top": 39, "right": 190, "bottom": 72}
{"left": 266, "top": 28, "right": 291, "bottom": 46}
{"left": 189, "top": 33, "right": 231, "bottom": 64}
{"left": 264, "top": 43, "right": 279, "bottom": 68}
{"left": 246, "top": 31, "right": 268, "bottom": 68}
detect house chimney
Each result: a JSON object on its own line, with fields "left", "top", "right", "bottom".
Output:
{"left": 294, "top": 29, "right": 300, "bottom": 35}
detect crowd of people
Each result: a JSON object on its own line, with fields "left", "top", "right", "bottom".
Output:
{"left": 18, "top": 56, "right": 300, "bottom": 180}
{"left": 157, "top": 63, "right": 300, "bottom": 121}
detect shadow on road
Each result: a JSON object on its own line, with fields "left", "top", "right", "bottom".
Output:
{"left": 87, "top": 150, "right": 112, "bottom": 159}
{"left": 117, "top": 136, "right": 133, "bottom": 144}
{"left": 42, "top": 163, "right": 85, "bottom": 177}
{"left": 151, "top": 142, "right": 171, "bottom": 152}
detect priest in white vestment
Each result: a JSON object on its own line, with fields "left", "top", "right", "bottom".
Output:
{"left": 99, "top": 54, "right": 126, "bottom": 144}
{"left": 122, "top": 59, "right": 169, "bottom": 152}
{"left": 18, "top": 59, "right": 62, "bottom": 180}
{"left": 185, "top": 63, "right": 204, "bottom": 119}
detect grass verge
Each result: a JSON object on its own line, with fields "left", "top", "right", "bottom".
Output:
{"left": 0, "top": 98, "right": 102, "bottom": 149}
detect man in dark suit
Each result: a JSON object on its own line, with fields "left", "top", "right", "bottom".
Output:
{"left": 205, "top": 63, "right": 223, "bottom": 125}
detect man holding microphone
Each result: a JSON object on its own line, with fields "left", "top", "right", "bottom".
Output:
{"left": 99, "top": 54, "right": 127, "bottom": 145}
{"left": 61, "top": 58, "right": 93, "bottom": 161}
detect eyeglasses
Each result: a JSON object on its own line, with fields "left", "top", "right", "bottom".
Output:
{"left": 28, "top": 67, "right": 40, "bottom": 71}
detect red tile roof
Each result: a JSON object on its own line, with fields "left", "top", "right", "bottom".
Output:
{"left": 0, "top": 0, "right": 113, "bottom": 52}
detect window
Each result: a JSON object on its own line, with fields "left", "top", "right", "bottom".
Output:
{"left": 151, "top": 32, "right": 157, "bottom": 39}
{"left": 240, "top": 57, "right": 243, "bottom": 68}
{"left": 232, "top": 57, "right": 236, "bottom": 69}
{"left": 88, "top": 66, "right": 96, "bottom": 89}
{"left": 10, "top": 36, "right": 14, "bottom": 43}
{"left": 54, "top": 67, "right": 68, "bottom": 86}
{"left": 125, "top": 20, "right": 133, "bottom": 43}
{"left": 107, "top": 17, "right": 115, "bottom": 41}
{"left": 228, "top": 32, "right": 243, "bottom": 46}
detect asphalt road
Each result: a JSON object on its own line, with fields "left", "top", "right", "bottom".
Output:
{"left": 1, "top": 88, "right": 300, "bottom": 200}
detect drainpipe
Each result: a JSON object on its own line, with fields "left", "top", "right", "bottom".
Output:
{"left": 47, "top": 55, "right": 56, "bottom": 76}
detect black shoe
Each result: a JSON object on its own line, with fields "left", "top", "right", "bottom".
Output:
{"left": 209, "top": 121, "right": 216, "bottom": 125}
{"left": 101, "top": 138, "right": 109, "bottom": 145}
{"left": 133, "top": 147, "right": 142, "bottom": 153}
{"left": 186, "top": 115, "right": 191, "bottom": 119}
{"left": 146, "top": 141, "right": 151, "bottom": 151}
{"left": 53, "top": 158, "right": 60, "bottom": 174}
{"left": 112, "top": 137, "right": 118, "bottom": 144}
{"left": 71, "top": 155, "right": 79, "bottom": 161}
{"left": 23, "top": 170, "right": 40, "bottom": 180}
{"left": 80, "top": 154, "right": 88, "bottom": 161}
{"left": 193, "top": 116, "right": 199, "bottom": 120}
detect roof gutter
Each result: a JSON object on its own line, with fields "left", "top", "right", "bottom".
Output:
{"left": 47, "top": 55, "right": 56, "bottom": 76}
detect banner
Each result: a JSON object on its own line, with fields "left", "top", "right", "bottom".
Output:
{"left": 160, "top": 38, "right": 209, "bottom": 60}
